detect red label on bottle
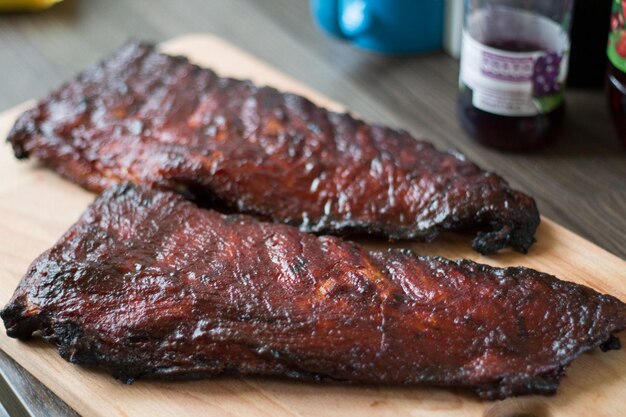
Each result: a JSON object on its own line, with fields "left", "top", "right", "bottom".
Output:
{"left": 608, "top": 0, "right": 626, "bottom": 72}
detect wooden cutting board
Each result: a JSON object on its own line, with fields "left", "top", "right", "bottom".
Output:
{"left": 0, "top": 34, "right": 625, "bottom": 417}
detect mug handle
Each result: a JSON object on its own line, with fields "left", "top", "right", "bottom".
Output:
{"left": 311, "top": 0, "right": 372, "bottom": 40}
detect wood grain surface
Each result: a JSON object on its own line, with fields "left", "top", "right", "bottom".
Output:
{"left": 0, "top": 34, "right": 624, "bottom": 417}
{"left": 0, "top": 350, "right": 75, "bottom": 417}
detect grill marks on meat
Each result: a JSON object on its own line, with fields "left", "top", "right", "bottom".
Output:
{"left": 2, "top": 184, "right": 624, "bottom": 399}
{"left": 7, "top": 41, "right": 539, "bottom": 254}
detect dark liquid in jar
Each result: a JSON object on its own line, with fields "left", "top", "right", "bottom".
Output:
{"left": 458, "top": 39, "right": 564, "bottom": 152}
{"left": 607, "top": 61, "right": 626, "bottom": 148}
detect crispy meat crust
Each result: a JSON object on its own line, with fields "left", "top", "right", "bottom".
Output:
{"left": 2, "top": 184, "right": 623, "bottom": 399}
{"left": 7, "top": 41, "right": 539, "bottom": 254}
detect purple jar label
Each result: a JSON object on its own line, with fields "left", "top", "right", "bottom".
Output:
{"left": 459, "top": 9, "right": 570, "bottom": 117}
{"left": 480, "top": 51, "right": 534, "bottom": 82}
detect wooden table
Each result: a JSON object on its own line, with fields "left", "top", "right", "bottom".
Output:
{"left": 0, "top": 1, "right": 624, "bottom": 416}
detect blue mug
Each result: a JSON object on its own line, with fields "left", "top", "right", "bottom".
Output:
{"left": 311, "top": 0, "right": 444, "bottom": 54}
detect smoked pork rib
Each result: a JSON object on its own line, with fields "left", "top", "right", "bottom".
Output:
{"left": 2, "top": 184, "right": 624, "bottom": 399}
{"left": 7, "top": 41, "right": 539, "bottom": 255}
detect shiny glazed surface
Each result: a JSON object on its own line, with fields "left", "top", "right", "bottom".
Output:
{"left": 2, "top": 184, "right": 624, "bottom": 399}
{"left": 7, "top": 41, "right": 540, "bottom": 254}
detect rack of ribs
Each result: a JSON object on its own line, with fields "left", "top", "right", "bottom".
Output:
{"left": 7, "top": 41, "right": 539, "bottom": 255}
{"left": 2, "top": 183, "right": 623, "bottom": 400}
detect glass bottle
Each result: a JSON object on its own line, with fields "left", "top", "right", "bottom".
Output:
{"left": 458, "top": 0, "right": 575, "bottom": 152}
{"left": 607, "top": 0, "right": 626, "bottom": 148}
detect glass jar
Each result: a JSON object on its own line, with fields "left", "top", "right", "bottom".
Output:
{"left": 458, "top": 0, "right": 575, "bottom": 152}
{"left": 607, "top": 0, "right": 626, "bottom": 148}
